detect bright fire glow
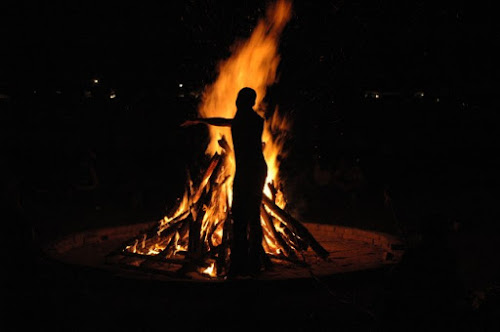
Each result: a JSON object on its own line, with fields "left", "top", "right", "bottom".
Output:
{"left": 199, "top": 0, "right": 292, "bottom": 156}
{"left": 202, "top": 262, "right": 217, "bottom": 277}
{"left": 124, "top": 0, "right": 295, "bottom": 276}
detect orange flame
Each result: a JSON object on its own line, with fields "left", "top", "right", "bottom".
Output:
{"left": 124, "top": 0, "right": 295, "bottom": 276}
{"left": 198, "top": 0, "right": 292, "bottom": 156}
{"left": 202, "top": 262, "right": 217, "bottom": 277}
{"left": 197, "top": 0, "right": 293, "bottom": 258}
{"left": 262, "top": 106, "right": 291, "bottom": 207}
{"left": 195, "top": 0, "right": 293, "bottom": 262}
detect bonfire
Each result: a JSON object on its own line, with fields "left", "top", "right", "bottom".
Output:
{"left": 113, "top": 0, "right": 328, "bottom": 278}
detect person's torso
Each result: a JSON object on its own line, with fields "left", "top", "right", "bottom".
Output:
{"left": 231, "top": 109, "right": 265, "bottom": 167}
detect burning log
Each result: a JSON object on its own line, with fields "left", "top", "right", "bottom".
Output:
{"left": 202, "top": 157, "right": 228, "bottom": 251}
{"left": 154, "top": 234, "right": 178, "bottom": 260}
{"left": 176, "top": 215, "right": 190, "bottom": 248}
{"left": 154, "top": 219, "right": 189, "bottom": 260}
{"left": 262, "top": 195, "right": 329, "bottom": 259}
{"left": 192, "top": 153, "right": 221, "bottom": 204}
{"left": 260, "top": 205, "right": 296, "bottom": 259}
{"left": 188, "top": 154, "right": 221, "bottom": 257}
{"left": 279, "top": 222, "right": 307, "bottom": 252}
{"left": 158, "top": 210, "right": 190, "bottom": 234}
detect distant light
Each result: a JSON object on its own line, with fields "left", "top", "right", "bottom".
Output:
{"left": 179, "top": 83, "right": 183, "bottom": 88}
{"left": 93, "top": 79, "right": 99, "bottom": 84}
{"left": 436, "top": 98, "right": 440, "bottom": 103}
{"left": 33, "top": 90, "right": 37, "bottom": 94}
{"left": 55, "top": 90, "right": 62, "bottom": 95}
{"left": 364, "top": 90, "right": 380, "bottom": 99}
{"left": 110, "top": 90, "right": 117, "bottom": 99}
{"left": 414, "top": 91, "right": 424, "bottom": 98}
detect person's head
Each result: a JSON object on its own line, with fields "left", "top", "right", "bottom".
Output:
{"left": 236, "top": 87, "right": 257, "bottom": 110}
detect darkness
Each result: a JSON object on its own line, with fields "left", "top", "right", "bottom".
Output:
{"left": 2, "top": 1, "right": 500, "bottom": 330}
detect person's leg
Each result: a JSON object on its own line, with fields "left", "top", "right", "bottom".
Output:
{"left": 247, "top": 166, "right": 267, "bottom": 274}
{"left": 229, "top": 190, "right": 249, "bottom": 276}
{"left": 247, "top": 194, "right": 265, "bottom": 274}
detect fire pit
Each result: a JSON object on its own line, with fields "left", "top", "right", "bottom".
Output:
{"left": 43, "top": 0, "right": 404, "bottom": 283}
{"left": 44, "top": 221, "right": 404, "bottom": 283}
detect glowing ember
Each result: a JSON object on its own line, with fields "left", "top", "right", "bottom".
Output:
{"left": 202, "top": 262, "right": 217, "bottom": 277}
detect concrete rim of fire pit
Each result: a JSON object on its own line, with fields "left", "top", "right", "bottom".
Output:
{"left": 43, "top": 221, "right": 405, "bottom": 283}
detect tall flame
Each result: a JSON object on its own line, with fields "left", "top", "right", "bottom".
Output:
{"left": 195, "top": 0, "right": 293, "bottom": 261}
{"left": 198, "top": 0, "right": 292, "bottom": 156}
{"left": 196, "top": 0, "right": 293, "bottom": 258}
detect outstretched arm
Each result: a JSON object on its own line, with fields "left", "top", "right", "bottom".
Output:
{"left": 181, "top": 117, "right": 233, "bottom": 127}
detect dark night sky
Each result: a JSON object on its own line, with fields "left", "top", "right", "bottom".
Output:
{"left": 1, "top": 1, "right": 498, "bottom": 96}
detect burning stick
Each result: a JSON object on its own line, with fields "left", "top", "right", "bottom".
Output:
{"left": 193, "top": 152, "right": 221, "bottom": 204}
{"left": 154, "top": 218, "right": 189, "bottom": 260}
{"left": 262, "top": 195, "right": 329, "bottom": 259}
{"left": 260, "top": 204, "right": 296, "bottom": 259}
{"left": 157, "top": 210, "right": 190, "bottom": 234}
{"left": 202, "top": 154, "right": 229, "bottom": 251}
{"left": 156, "top": 232, "right": 180, "bottom": 260}
{"left": 111, "top": 210, "right": 189, "bottom": 257}
{"left": 192, "top": 153, "right": 221, "bottom": 204}
{"left": 188, "top": 151, "right": 225, "bottom": 256}
{"left": 279, "top": 222, "right": 307, "bottom": 252}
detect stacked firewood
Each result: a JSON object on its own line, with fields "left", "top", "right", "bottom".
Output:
{"left": 111, "top": 137, "right": 328, "bottom": 278}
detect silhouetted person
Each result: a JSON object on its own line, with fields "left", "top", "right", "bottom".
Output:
{"left": 182, "top": 87, "right": 267, "bottom": 276}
